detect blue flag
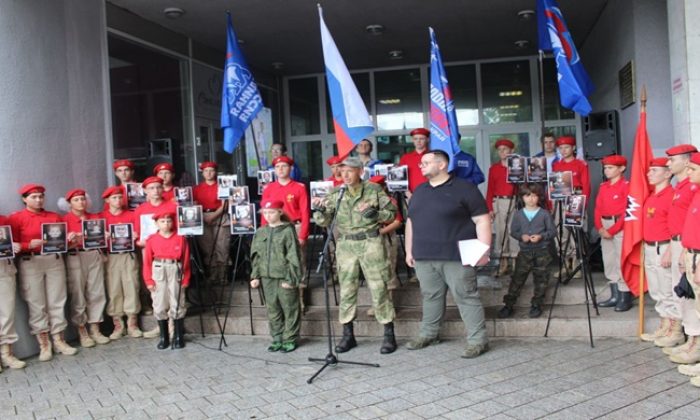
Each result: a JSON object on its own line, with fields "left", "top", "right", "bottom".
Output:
{"left": 537, "top": 0, "right": 594, "bottom": 116}
{"left": 220, "top": 13, "right": 263, "bottom": 153}
{"left": 428, "top": 28, "right": 461, "bottom": 172}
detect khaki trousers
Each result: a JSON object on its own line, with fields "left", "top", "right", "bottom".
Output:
{"left": 644, "top": 243, "right": 677, "bottom": 319}
{"left": 0, "top": 260, "right": 19, "bottom": 345}
{"left": 685, "top": 252, "right": 700, "bottom": 320}
{"left": 151, "top": 260, "right": 187, "bottom": 320}
{"left": 601, "top": 219, "right": 629, "bottom": 291}
{"left": 492, "top": 197, "right": 519, "bottom": 258}
{"left": 18, "top": 254, "right": 68, "bottom": 335}
{"left": 105, "top": 252, "right": 141, "bottom": 317}
{"left": 672, "top": 240, "right": 700, "bottom": 334}
{"left": 66, "top": 250, "right": 107, "bottom": 325}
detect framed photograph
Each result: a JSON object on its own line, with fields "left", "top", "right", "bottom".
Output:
{"left": 310, "top": 181, "right": 334, "bottom": 210}
{"left": 563, "top": 195, "right": 587, "bottom": 227}
{"left": 387, "top": 165, "right": 409, "bottom": 192}
{"left": 139, "top": 215, "right": 159, "bottom": 243}
{"left": 177, "top": 205, "right": 204, "bottom": 236}
{"left": 109, "top": 223, "right": 134, "bottom": 253}
{"left": 42, "top": 222, "right": 67, "bottom": 254}
{"left": 548, "top": 171, "right": 574, "bottom": 200}
{"left": 372, "top": 163, "right": 394, "bottom": 178}
{"left": 82, "top": 219, "right": 107, "bottom": 249}
{"left": 526, "top": 156, "right": 548, "bottom": 183}
{"left": 125, "top": 182, "right": 146, "bottom": 210}
{"left": 230, "top": 203, "right": 256, "bottom": 235}
{"left": 506, "top": 155, "right": 526, "bottom": 183}
{"left": 217, "top": 174, "right": 238, "bottom": 199}
{"left": 0, "top": 225, "right": 15, "bottom": 259}
{"left": 174, "top": 186, "right": 193, "bottom": 206}
{"left": 229, "top": 186, "right": 250, "bottom": 206}
{"left": 257, "top": 170, "right": 275, "bottom": 195}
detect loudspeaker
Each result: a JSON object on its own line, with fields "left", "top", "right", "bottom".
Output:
{"left": 582, "top": 111, "right": 619, "bottom": 160}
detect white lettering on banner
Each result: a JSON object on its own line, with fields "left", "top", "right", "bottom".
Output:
{"left": 228, "top": 82, "right": 261, "bottom": 122}
{"left": 430, "top": 86, "right": 446, "bottom": 112}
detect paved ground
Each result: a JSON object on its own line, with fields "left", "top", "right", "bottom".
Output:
{"left": 1, "top": 334, "right": 699, "bottom": 419}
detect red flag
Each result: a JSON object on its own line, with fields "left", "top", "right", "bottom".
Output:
{"left": 621, "top": 110, "right": 652, "bottom": 296}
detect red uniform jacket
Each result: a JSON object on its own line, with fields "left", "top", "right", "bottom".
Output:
{"left": 594, "top": 178, "right": 629, "bottom": 235}
{"left": 326, "top": 176, "right": 344, "bottom": 187}
{"left": 669, "top": 178, "right": 699, "bottom": 238}
{"left": 133, "top": 200, "right": 178, "bottom": 243}
{"left": 552, "top": 158, "right": 590, "bottom": 198}
{"left": 682, "top": 190, "right": 700, "bottom": 250}
{"left": 643, "top": 185, "right": 674, "bottom": 241}
{"left": 399, "top": 150, "right": 428, "bottom": 192}
{"left": 8, "top": 209, "right": 63, "bottom": 253}
{"left": 193, "top": 182, "right": 222, "bottom": 212}
{"left": 101, "top": 209, "right": 137, "bottom": 250}
{"left": 63, "top": 211, "right": 100, "bottom": 250}
{"left": 142, "top": 232, "right": 191, "bottom": 288}
{"left": 261, "top": 180, "right": 310, "bottom": 241}
{"left": 485, "top": 162, "right": 516, "bottom": 212}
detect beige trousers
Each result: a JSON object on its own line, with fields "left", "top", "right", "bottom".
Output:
{"left": 644, "top": 243, "right": 677, "bottom": 319}
{"left": 493, "top": 197, "right": 519, "bottom": 258}
{"left": 151, "top": 260, "right": 187, "bottom": 320}
{"left": 105, "top": 252, "right": 141, "bottom": 317}
{"left": 685, "top": 252, "right": 700, "bottom": 320}
{"left": 0, "top": 260, "right": 19, "bottom": 345}
{"left": 197, "top": 214, "right": 231, "bottom": 277}
{"left": 18, "top": 254, "right": 68, "bottom": 335}
{"left": 672, "top": 240, "right": 700, "bottom": 334}
{"left": 601, "top": 219, "right": 629, "bottom": 291}
{"left": 66, "top": 250, "right": 107, "bottom": 325}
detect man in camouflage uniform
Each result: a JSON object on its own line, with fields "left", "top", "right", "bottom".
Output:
{"left": 313, "top": 157, "right": 398, "bottom": 354}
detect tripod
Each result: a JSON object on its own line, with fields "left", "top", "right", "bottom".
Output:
{"left": 307, "top": 187, "right": 379, "bottom": 384}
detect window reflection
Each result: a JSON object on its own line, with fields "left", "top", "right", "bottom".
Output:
{"left": 488, "top": 133, "right": 530, "bottom": 164}
{"left": 446, "top": 64, "right": 479, "bottom": 126}
{"left": 291, "top": 141, "right": 322, "bottom": 181}
{"left": 481, "top": 61, "right": 532, "bottom": 124}
{"left": 375, "top": 69, "right": 423, "bottom": 131}
{"left": 289, "top": 78, "right": 320, "bottom": 136}
{"left": 376, "top": 135, "right": 413, "bottom": 164}
{"left": 542, "top": 59, "right": 575, "bottom": 121}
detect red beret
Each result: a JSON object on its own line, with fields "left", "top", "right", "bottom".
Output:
{"left": 494, "top": 139, "right": 515, "bottom": 150}
{"left": 272, "top": 156, "right": 294, "bottom": 166}
{"left": 152, "top": 162, "right": 174, "bottom": 175}
{"left": 260, "top": 200, "right": 284, "bottom": 210}
{"left": 18, "top": 184, "right": 45, "bottom": 196}
{"left": 649, "top": 157, "right": 669, "bottom": 167}
{"left": 326, "top": 156, "right": 342, "bottom": 166}
{"left": 689, "top": 152, "right": 700, "bottom": 166}
{"left": 410, "top": 128, "right": 430, "bottom": 137}
{"left": 666, "top": 144, "right": 698, "bottom": 156}
{"left": 369, "top": 175, "right": 386, "bottom": 186}
{"left": 151, "top": 209, "right": 176, "bottom": 221}
{"left": 556, "top": 136, "right": 576, "bottom": 147}
{"left": 101, "top": 186, "right": 123, "bottom": 199}
{"left": 142, "top": 176, "right": 164, "bottom": 188}
{"left": 199, "top": 161, "right": 217, "bottom": 171}
{"left": 112, "top": 159, "right": 134, "bottom": 170}
{"left": 601, "top": 155, "right": 627, "bottom": 167}
{"left": 65, "top": 189, "right": 86, "bottom": 201}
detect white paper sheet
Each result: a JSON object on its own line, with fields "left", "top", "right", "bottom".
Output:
{"left": 458, "top": 239, "right": 490, "bottom": 267}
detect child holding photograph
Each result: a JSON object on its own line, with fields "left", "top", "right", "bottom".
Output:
{"left": 498, "top": 183, "right": 555, "bottom": 319}
{"left": 250, "top": 200, "right": 302, "bottom": 353}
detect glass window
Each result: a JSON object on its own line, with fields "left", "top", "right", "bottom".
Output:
{"left": 292, "top": 141, "right": 323, "bottom": 181}
{"left": 545, "top": 126, "right": 576, "bottom": 139}
{"left": 289, "top": 77, "right": 320, "bottom": 136}
{"left": 542, "top": 59, "right": 575, "bottom": 121}
{"left": 446, "top": 64, "right": 479, "bottom": 126}
{"left": 487, "top": 133, "right": 530, "bottom": 164}
{"left": 375, "top": 69, "right": 423, "bottom": 131}
{"left": 481, "top": 61, "right": 533, "bottom": 124}
{"left": 326, "top": 73, "right": 371, "bottom": 134}
{"left": 376, "top": 135, "right": 413, "bottom": 164}
{"left": 459, "top": 134, "right": 477, "bottom": 157}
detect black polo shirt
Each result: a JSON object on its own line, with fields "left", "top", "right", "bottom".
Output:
{"left": 408, "top": 175, "right": 488, "bottom": 261}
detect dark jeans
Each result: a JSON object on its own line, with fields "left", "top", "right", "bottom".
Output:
{"left": 503, "top": 247, "right": 553, "bottom": 307}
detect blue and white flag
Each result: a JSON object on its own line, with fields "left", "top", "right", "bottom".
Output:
{"left": 537, "top": 0, "right": 594, "bottom": 116}
{"left": 220, "top": 13, "right": 263, "bottom": 153}
{"left": 428, "top": 28, "right": 461, "bottom": 171}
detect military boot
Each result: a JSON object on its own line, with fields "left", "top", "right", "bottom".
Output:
{"left": 37, "top": 332, "right": 52, "bottom": 362}
{"left": 669, "top": 335, "right": 700, "bottom": 364}
{"left": 663, "top": 338, "right": 690, "bottom": 356}
{"left": 380, "top": 322, "right": 397, "bottom": 354}
{"left": 52, "top": 333, "right": 78, "bottom": 356}
{"left": 641, "top": 318, "right": 669, "bottom": 342}
{"left": 78, "top": 325, "right": 95, "bottom": 348}
{"left": 654, "top": 319, "right": 685, "bottom": 348}
{"left": 90, "top": 323, "right": 110, "bottom": 345}
{"left": 156, "top": 320, "right": 170, "bottom": 350}
{"left": 614, "top": 291, "right": 633, "bottom": 312}
{"left": 678, "top": 362, "right": 700, "bottom": 377}
{"left": 127, "top": 315, "right": 143, "bottom": 338}
{"left": 110, "top": 316, "right": 125, "bottom": 340}
{"left": 335, "top": 322, "right": 357, "bottom": 353}
{"left": 172, "top": 319, "right": 185, "bottom": 349}
{"left": 597, "top": 284, "right": 620, "bottom": 308}
{"left": 0, "top": 344, "right": 26, "bottom": 369}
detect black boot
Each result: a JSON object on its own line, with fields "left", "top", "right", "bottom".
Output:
{"left": 335, "top": 322, "right": 357, "bottom": 353}
{"left": 173, "top": 319, "right": 185, "bottom": 349}
{"left": 598, "top": 284, "right": 620, "bottom": 308}
{"left": 614, "top": 291, "right": 633, "bottom": 312}
{"left": 156, "top": 320, "right": 169, "bottom": 350}
{"left": 380, "top": 322, "right": 397, "bottom": 354}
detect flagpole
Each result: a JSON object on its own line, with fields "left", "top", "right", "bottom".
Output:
{"left": 538, "top": 50, "right": 546, "bottom": 143}
{"left": 637, "top": 86, "right": 648, "bottom": 337}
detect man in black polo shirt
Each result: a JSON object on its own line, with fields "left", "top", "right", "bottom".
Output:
{"left": 405, "top": 150, "right": 491, "bottom": 358}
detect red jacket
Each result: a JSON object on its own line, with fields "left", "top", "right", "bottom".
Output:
{"left": 485, "top": 162, "right": 516, "bottom": 212}
{"left": 399, "top": 150, "right": 428, "bottom": 192}
{"left": 594, "top": 178, "right": 629, "bottom": 235}
{"left": 552, "top": 158, "right": 590, "bottom": 198}
{"left": 261, "top": 180, "right": 310, "bottom": 241}
{"left": 143, "top": 232, "right": 191, "bottom": 287}
{"left": 8, "top": 208, "right": 63, "bottom": 253}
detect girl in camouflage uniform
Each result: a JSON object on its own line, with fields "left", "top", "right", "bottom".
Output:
{"left": 250, "top": 200, "right": 302, "bottom": 353}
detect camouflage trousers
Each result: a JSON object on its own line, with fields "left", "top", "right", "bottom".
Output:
{"left": 503, "top": 247, "right": 553, "bottom": 307}
{"left": 336, "top": 235, "right": 395, "bottom": 324}
{"left": 383, "top": 232, "right": 401, "bottom": 290}
{"left": 262, "top": 277, "right": 300, "bottom": 343}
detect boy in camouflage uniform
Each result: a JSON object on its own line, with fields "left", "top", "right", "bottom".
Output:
{"left": 312, "top": 157, "right": 398, "bottom": 354}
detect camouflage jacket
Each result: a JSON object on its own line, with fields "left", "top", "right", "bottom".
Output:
{"left": 313, "top": 182, "right": 397, "bottom": 235}
{"left": 250, "top": 223, "right": 302, "bottom": 286}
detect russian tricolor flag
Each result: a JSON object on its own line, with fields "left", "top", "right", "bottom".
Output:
{"left": 319, "top": 6, "right": 373, "bottom": 159}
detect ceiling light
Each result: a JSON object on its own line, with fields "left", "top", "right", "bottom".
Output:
{"left": 271, "top": 62, "right": 284, "bottom": 70}
{"left": 514, "top": 40, "right": 529, "bottom": 49}
{"left": 163, "top": 7, "right": 185, "bottom": 19}
{"left": 366, "top": 24, "right": 385, "bottom": 35}
{"left": 388, "top": 50, "right": 403, "bottom": 60}
{"left": 517, "top": 10, "right": 535, "bottom": 21}
{"left": 499, "top": 91, "right": 523, "bottom": 97}
{"left": 379, "top": 99, "right": 401, "bottom": 105}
